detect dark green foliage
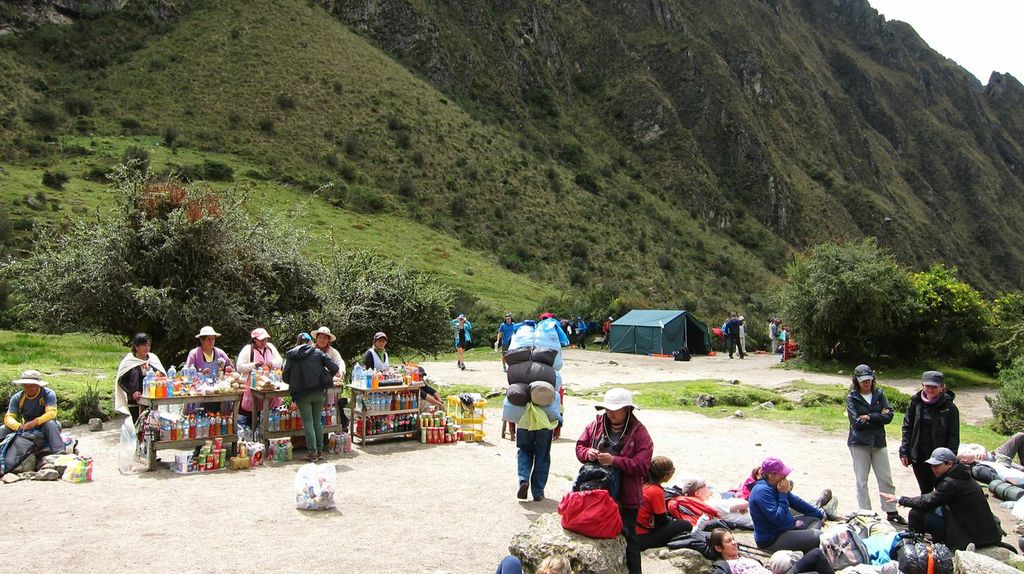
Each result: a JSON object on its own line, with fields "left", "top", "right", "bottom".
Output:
{"left": 910, "top": 265, "right": 993, "bottom": 363}
{"left": 71, "top": 382, "right": 107, "bottom": 424}
{"left": 397, "top": 176, "right": 415, "bottom": 198}
{"left": 349, "top": 186, "right": 386, "bottom": 213}
{"left": 63, "top": 95, "right": 94, "bottom": 117}
{"left": 992, "top": 293, "right": 1024, "bottom": 365}
{"left": 122, "top": 146, "right": 150, "bottom": 174}
{"left": 987, "top": 357, "right": 1024, "bottom": 434}
{"left": 258, "top": 117, "right": 275, "bottom": 133}
{"left": 781, "top": 239, "right": 918, "bottom": 361}
{"left": 41, "top": 170, "right": 69, "bottom": 190}
{"left": 24, "top": 104, "right": 59, "bottom": 130}
{"left": 799, "top": 391, "right": 844, "bottom": 407}
{"left": 324, "top": 152, "right": 339, "bottom": 168}
{"left": 574, "top": 172, "right": 598, "bottom": 193}
{"left": 163, "top": 127, "right": 179, "bottom": 147}
{"left": 199, "top": 159, "right": 234, "bottom": 181}
{"left": 411, "top": 150, "right": 425, "bottom": 168}
{"left": 342, "top": 133, "right": 362, "bottom": 158}
{"left": 276, "top": 93, "right": 296, "bottom": 110}
{"left": 878, "top": 385, "right": 911, "bottom": 412}
{"left": 119, "top": 116, "right": 141, "bottom": 133}
{"left": 83, "top": 164, "right": 112, "bottom": 182}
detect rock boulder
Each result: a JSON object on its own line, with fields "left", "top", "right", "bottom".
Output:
{"left": 667, "top": 548, "right": 712, "bottom": 574}
{"left": 35, "top": 468, "right": 60, "bottom": 481}
{"left": 509, "top": 513, "right": 627, "bottom": 574}
{"left": 88, "top": 418, "right": 103, "bottom": 431}
{"left": 953, "top": 550, "right": 1019, "bottom": 574}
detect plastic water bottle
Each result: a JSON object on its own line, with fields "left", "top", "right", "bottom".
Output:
{"left": 352, "top": 364, "right": 363, "bottom": 387}
{"left": 167, "top": 365, "right": 176, "bottom": 382}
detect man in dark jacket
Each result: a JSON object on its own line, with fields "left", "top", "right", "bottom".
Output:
{"left": 723, "top": 314, "right": 744, "bottom": 359}
{"left": 882, "top": 447, "right": 1003, "bottom": 551}
{"left": 283, "top": 333, "right": 339, "bottom": 461}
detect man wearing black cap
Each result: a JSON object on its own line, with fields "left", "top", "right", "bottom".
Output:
{"left": 881, "top": 447, "right": 1003, "bottom": 551}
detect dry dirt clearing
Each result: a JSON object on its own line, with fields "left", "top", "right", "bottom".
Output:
{"left": 0, "top": 351, "right": 1007, "bottom": 573}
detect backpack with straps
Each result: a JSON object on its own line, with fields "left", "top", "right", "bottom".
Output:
{"left": 819, "top": 524, "right": 870, "bottom": 569}
{"left": 897, "top": 541, "right": 954, "bottom": 574}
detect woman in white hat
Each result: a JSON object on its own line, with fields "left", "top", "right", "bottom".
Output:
{"left": 2, "top": 370, "right": 65, "bottom": 467}
{"left": 185, "top": 326, "right": 234, "bottom": 376}
{"left": 236, "top": 327, "right": 283, "bottom": 425}
{"left": 575, "top": 388, "right": 653, "bottom": 574}
{"left": 312, "top": 326, "right": 347, "bottom": 418}
{"left": 115, "top": 332, "right": 166, "bottom": 422}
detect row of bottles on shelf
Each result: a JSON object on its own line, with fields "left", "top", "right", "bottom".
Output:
{"left": 157, "top": 412, "right": 234, "bottom": 442}
{"left": 266, "top": 404, "right": 339, "bottom": 432}
{"left": 350, "top": 363, "right": 424, "bottom": 388}
{"left": 143, "top": 364, "right": 226, "bottom": 399}
{"left": 355, "top": 391, "right": 419, "bottom": 412}
{"left": 354, "top": 413, "right": 418, "bottom": 436}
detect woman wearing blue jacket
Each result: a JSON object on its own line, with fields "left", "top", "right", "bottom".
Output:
{"left": 748, "top": 457, "right": 824, "bottom": 552}
{"left": 452, "top": 314, "right": 472, "bottom": 370}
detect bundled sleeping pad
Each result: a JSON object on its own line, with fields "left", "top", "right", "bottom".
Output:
{"left": 989, "top": 479, "right": 1024, "bottom": 502}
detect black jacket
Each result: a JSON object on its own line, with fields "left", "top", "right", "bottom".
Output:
{"left": 900, "top": 390, "right": 959, "bottom": 462}
{"left": 899, "top": 461, "right": 1002, "bottom": 550}
{"left": 283, "top": 344, "right": 339, "bottom": 400}
{"left": 847, "top": 386, "right": 894, "bottom": 448}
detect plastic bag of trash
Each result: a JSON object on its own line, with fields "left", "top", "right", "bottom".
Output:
{"left": 295, "top": 463, "right": 336, "bottom": 510}
{"left": 118, "top": 417, "right": 147, "bottom": 475}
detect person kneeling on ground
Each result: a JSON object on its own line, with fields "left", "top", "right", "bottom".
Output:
{"left": 637, "top": 456, "right": 693, "bottom": 550}
{"left": 1, "top": 370, "right": 65, "bottom": 473}
{"left": 749, "top": 457, "right": 825, "bottom": 553}
{"left": 710, "top": 528, "right": 834, "bottom": 574}
{"left": 881, "top": 447, "right": 1003, "bottom": 551}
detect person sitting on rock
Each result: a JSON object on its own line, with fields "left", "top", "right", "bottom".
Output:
{"left": 1, "top": 370, "right": 64, "bottom": 473}
{"left": 637, "top": 456, "right": 693, "bottom": 550}
{"left": 710, "top": 528, "right": 834, "bottom": 574}
{"left": 881, "top": 447, "right": 1003, "bottom": 551}
{"left": 748, "top": 457, "right": 825, "bottom": 553}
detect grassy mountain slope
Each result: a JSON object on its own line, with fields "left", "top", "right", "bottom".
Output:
{"left": 0, "top": 0, "right": 780, "bottom": 320}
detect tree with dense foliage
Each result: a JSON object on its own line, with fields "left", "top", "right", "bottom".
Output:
{"left": 992, "top": 292, "right": 1024, "bottom": 366}
{"left": 780, "top": 239, "right": 919, "bottom": 361}
{"left": 910, "top": 265, "right": 993, "bottom": 364}
{"left": 2, "top": 166, "right": 454, "bottom": 364}
{"left": 988, "top": 356, "right": 1024, "bottom": 435}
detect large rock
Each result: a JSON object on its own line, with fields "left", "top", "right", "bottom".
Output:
{"left": 667, "top": 549, "right": 712, "bottom": 574}
{"left": 88, "top": 418, "right": 103, "bottom": 432}
{"left": 34, "top": 468, "right": 60, "bottom": 481}
{"left": 509, "top": 513, "right": 627, "bottom": 574}
{"left": 12, "top": 454, "right": 36, "bottom": 474}
{"left": 953, "top": 550, "right": 1019, "bottom": 574}
{"left": 2, "top": 473, "right": 21, "bottom": 484}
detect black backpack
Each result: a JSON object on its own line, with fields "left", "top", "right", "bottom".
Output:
{"left": 673, "top": 348, "right": 691, "bottom": 361}
{"left": 896, "top": 541, "right": 954, "bottom": 574}
{"left": 666, "top": 530, "right": 715, "bottom": 559}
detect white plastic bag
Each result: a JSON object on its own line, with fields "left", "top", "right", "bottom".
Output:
{"left": 295, "top": 463, "right": 336, "bottom": 510}
{"left": 117, "top": 417, "right": 147, "bottom": 475}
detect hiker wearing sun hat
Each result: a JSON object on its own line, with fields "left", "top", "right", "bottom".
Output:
{"left": 900, "top": 370, "right": 960, "bottom": 494}
{"left": 2, "top": 370, "right": 65, "bottom": 470}
{"left": 576, "top": 388, "right": 653, "bottom": 574}
{"left": 748, "top": 456, "right": 825, "bottom": 553}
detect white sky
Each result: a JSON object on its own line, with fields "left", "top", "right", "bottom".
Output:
{"left": 867, "top": 0, "right": 1024, "bottom": 84}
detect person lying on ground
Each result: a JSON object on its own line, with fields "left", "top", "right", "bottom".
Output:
{"left": 710, "top": 528, "right": 835, "bottom": 574}
{"left": 881, "top": 447, "right": 1003, "bottom": 551}
{"left": 748, "top": 457, "right": 825, "bottom": 553}
{"left": 677, "top": 476, "right": 754, "bottom": 529}
{"left": 637, "top": 456, "right": 693, "bottom": 550}
{"left": 2, "top": 370, "right": 65, "bottom": 472}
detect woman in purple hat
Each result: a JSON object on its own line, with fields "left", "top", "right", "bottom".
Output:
{"left": 748, "top": 457, "right": 825, "bottom": 552}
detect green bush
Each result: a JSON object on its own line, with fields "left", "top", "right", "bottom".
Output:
{"left": 878, "top": 385, "right": 912, "bottom": 412}
{"left": 25, "top": 104, "right": 59, "bottom": 130}
{"left": 992, "top": 292, "right": 1024, "bottom": 365}
{"left": 119, "top": 116, "right": 141, "bottom": 133}
{"left": 911, "top": 265, "right": 993, "bottom": 362}
{"left": 987, "top": 357, "right": 1024, "bottom": 434}
{"left": 122, "top": 146, "right": 150, "bottom": 174}
{"left": 42, "top": 170, "right": 70, "bottom": 190}
{"left": 276, "top": 93, "right": 296, "bottom": 110}
{"left": 163, "top": 127, "right": 179, "bottom": 147}
{"left": 72, "top": 381, "right": 108, "bottom": 424}
{"left": 799, "top": 391, "right": 844, "bottom": 407}
{"left": 200, "top": 159, "right": 234, "bottom": 181}
{"left": 780, "top": 239, "right": 919, "bottom": 361}
{"left": 63, "top": 95, "right": 94, "bottom": 117}
{"left": 258, "top": 117, "right": 275, "bottom": 133}
{"left": 715, "top": 387, "right": 782, "bottom": 407}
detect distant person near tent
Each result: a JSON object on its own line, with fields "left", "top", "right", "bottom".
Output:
{"left": 723, "top": 313, "right": 745, "bottom": 359}
{"left": 575, "top": 316, "right": 588, "bottom": 349}
{"left": 602, "top": 316, "right": 612, "bottom": 349}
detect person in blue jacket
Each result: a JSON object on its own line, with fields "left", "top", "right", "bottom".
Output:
{"left": 575, "top": 316, "right": 588, "bottom": 349}
{"left": 452, "top": 314, "right": 472, "bottom": 370}
{"left": 496, "top": 313, "right": 517, "bottom": 372}
{"left": 748, "top": 457, "right": 825, "bottom": 552}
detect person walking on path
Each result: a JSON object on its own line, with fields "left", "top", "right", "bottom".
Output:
{"left": 881, "top": 447, "right": 1003, "bottom": 551}
{"left": 496, "top": 313, "right": 516, "bottom": 372}
{"left": 283, "top": 332, "right": 339, "bottom": 461}
{"left": 846, "top": 364, "right": 905, "bottom": 525}
{"left": 575, "top": 316, "right": 588, "bottom": 349}
{"left": 602, "top": 316, "right": 613, "bottom": 349}
{"left": 576, "top": 388, "right": 653, "bottom": 574}
{"left": 900, "top": 371, "right": 959, "bottom": 494}
{"left": 452, "top": 314, "right": 472, "bottom": 370}
{"left": 768, "top": 318, "right": 781, "bottom": 354}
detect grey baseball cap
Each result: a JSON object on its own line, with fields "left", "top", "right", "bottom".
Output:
{"left": 925, "top": 447, "right": 956, "bottom": 465}
{"left": 922, "top": 371, "right": 945, "bottom": 387}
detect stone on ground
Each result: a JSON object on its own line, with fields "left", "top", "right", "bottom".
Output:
{"left": 35, "top": 468, "right": 60, "bottom": 481}
{"left": 509, "top": 512, "right": 626, "bottom": 574}
{"left": 666, "top": 548, "right": 712, "bottom": 574}
{"left": 2, "top": 473, "right": 21, "bottom": 484}
{"left": 88, "top": 418, "right": 103, "bottom": 431}
{"left": 953, "top": 550, "right": 1019, "bottom": 574}
{"left": 12, "top": 453, "right": 36, "bottom": 474}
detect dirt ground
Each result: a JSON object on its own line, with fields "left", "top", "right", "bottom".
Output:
{"left": 0, "top": 350, "right": 1010, "bottom": 574}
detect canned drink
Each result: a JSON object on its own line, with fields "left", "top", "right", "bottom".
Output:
{"left": 421, "top": 428, "right": 427, "bottom": 443}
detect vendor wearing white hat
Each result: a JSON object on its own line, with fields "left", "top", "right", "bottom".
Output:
{"left": 237, "top": 327, "right": 284, "bottom": 423}
{"left": 576, "top": 388, "right": 653, "bottom": 574}
{"left": 185, "top": 325, "right": 235, "bottom": 376}
{"left": 312, "top": 326, "right": 347, "bottom": 418}
{"left": 2, "top": 370, "right": 65, "bottom": 463}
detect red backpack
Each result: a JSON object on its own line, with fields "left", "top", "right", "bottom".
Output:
{"left": 558, "top": 489, "right": 623, "bottom": 539}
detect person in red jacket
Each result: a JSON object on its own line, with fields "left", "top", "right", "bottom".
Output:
{"left": 576, "top": 388, "right": 654, "bottom": 574}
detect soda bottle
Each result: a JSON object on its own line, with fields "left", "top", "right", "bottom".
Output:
{"left": 227, "top": 415, "right": 234, "bottom": 435}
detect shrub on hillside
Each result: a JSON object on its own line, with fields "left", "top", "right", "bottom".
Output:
{"left": 24, "top": 103, "right": 59, "bottom": 130}
{"left": 200, "top": 159, "right": 234, "bottom": 181}
{"left": 987, "top": 356, "right": 1024, "bottom": 434}
{"left": 122, "top": 146, "right": 150, "bottom": 174}
{"left": 910, "top": 265, "right": 993, "bottom": 362}
{"left": 992, "top": 292, "right": 1024, "bottom": 365}
{"left": 780, "top": 239, "right": 918, "bottom": 361}
{"left": 42, "top": 170, "right": 69, "bottom": 190}
{"left": 119, "top": 116, "right": 141, "bottom": 134}
{"left": 163, "top": 127, "right": 179, "bottom": 147}
{"left": 63, "top": 95, "right": 94, "bottom": 117}
{"left": 258, "top": 117, "right": 275, "bottom": 133}
{"left": 275, "top": 94, "right": 296, "bottom": 110}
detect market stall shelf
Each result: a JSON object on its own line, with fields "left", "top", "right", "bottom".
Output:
{"left": 251, "top": 387, "right": 347, "bottom": 453}
{"left": 348, "top": 383, "right": 425, "bottom": 445}
{"left": 138, "top": 393, "right": 242, "bottom": 472}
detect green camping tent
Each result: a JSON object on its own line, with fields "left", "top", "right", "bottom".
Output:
{"left": 609, "top": 310, "right": 713, "bottom": 355}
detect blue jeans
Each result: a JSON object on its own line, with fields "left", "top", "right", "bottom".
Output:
{"left": 516, "top": 428, "right": 553, "bottom": 499}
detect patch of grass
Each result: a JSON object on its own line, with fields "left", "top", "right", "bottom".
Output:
{"left": 437, "top": 383, "right": 503, "bottom": 409}
{"left": 782, "top": 359, "right": 997, "bottom": 388}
